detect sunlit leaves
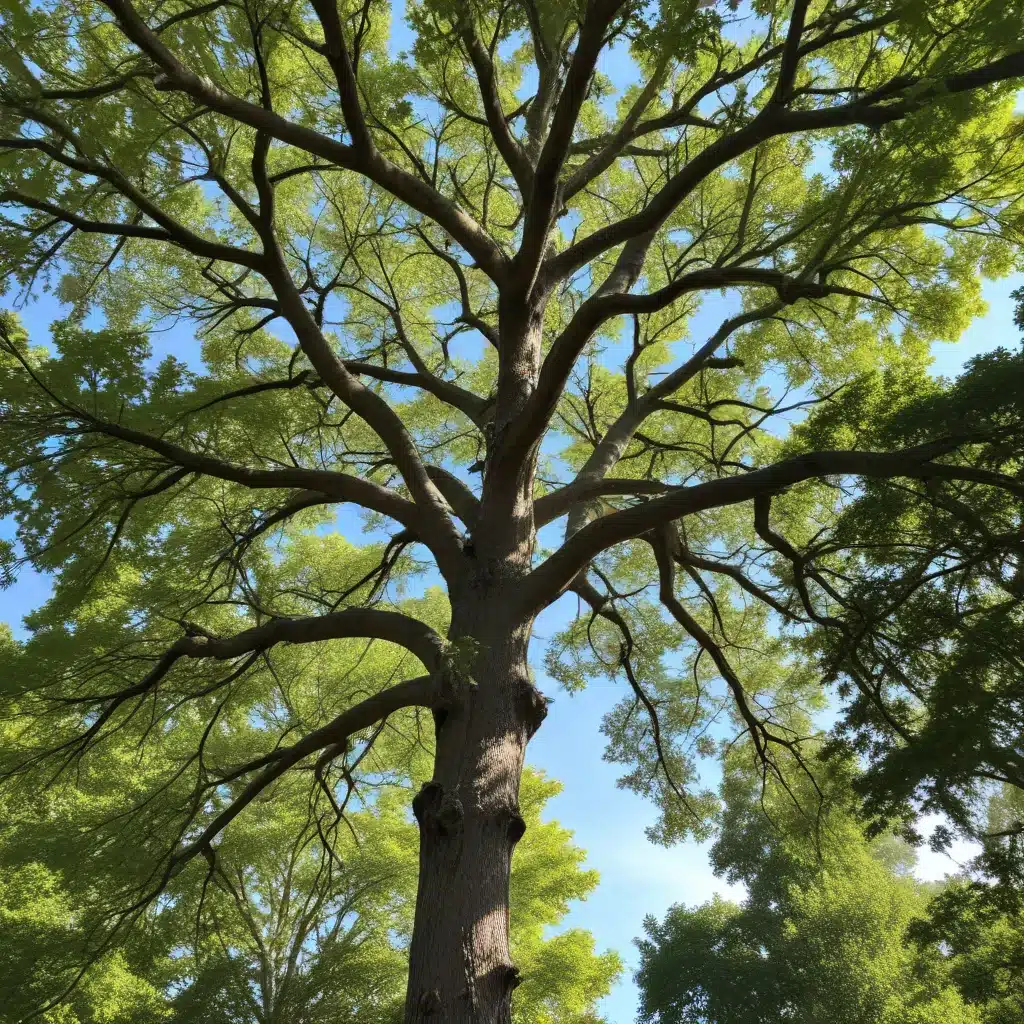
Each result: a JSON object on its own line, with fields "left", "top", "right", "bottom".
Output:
{"left": 636, "top": 761, "right": 982, "bottom": 1024}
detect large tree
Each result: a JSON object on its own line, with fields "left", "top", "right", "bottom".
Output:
{"left": 3, "top": 0, "right": 1024, "bottom": 1020}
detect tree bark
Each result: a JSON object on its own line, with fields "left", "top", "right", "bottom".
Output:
{"left": 404, "top": 605, "right": 546, "bottom": 1023}
{"left": 404, "top": 299, "right": 549, "bottom": 1024}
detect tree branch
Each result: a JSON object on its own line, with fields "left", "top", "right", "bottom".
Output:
{"left": 459, "top": 20, "right": 533, "bottom": 189}
{"left": 516, "top": 0, "right": 626, "bottom": 288}
{"left": 649, "top": 528, "right": 774, "bottom": 764}
{"left": 166, "top": 672, "right": 440, "bottom": 877}
{"left": 72, "top": 414, "right": 419, "bottom": 529}
{"left": 498, "top": 270, "right": 810, "bottom": 470}
{"left": 262, "top": 252, "right": 467, "bottom": 576}
{"left": 546, "top": 48, "right": 1024, "bottom": 282}
{"left": 516, "top": 439, "right": 1024, "bottom": 616}
{"left": 97, "top": 0, "right": 509, "bottom": 283}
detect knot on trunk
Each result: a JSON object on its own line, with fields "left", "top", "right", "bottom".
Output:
{"left": 507, "top": 810, "right": 527, "bottom": 844}
{"left": 503, "top": 964, "right": 523, "bottom": 992}
{"left": 412, "top": 781, "right": 465, "bottom": 837}
{"left": 418, "top": 988, "right": 442, "bottom": 1015}
{"left": 516, "top": 679, "right": 550, "bottom": 738}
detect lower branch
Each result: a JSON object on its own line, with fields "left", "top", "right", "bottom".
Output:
{"left": 167, "top": 673, "right": 440, "bottom": 876}
{"left": 28, "top": 608, "right": 445, "bottom": 769}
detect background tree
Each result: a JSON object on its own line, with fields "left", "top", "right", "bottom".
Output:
{"left": 3, "top": 0, "right": 1024, "bottom": 1020}
{"left": 911, "top": 880, "right": 1024, "bottom": 1024}
{"left": 0, "top": 637, "right": 619, "bottom": 1023}
{"left": 634, "top": 755, "right": 980, "bottom": 1024}
{"left": 907, "top": 785, "right": 1024, "bottom": 1024}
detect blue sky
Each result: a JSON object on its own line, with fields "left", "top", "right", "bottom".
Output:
{"left": 3, "top": 272, "right": 1020, "bottom": 1021}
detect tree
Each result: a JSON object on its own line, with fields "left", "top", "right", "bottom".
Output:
{"left": 635, "top": 757, "right": 980, "bottom": 1024}
{"left": 157, "top": 769, "right": 619, "bottom": 1024}
{"left": 911, "top": 880, "right": 1024, "bottom": 1024}
{"left": 0, "top": 636, "right": 619, "bottom": 1023}
{"left": 2, "top": 0, "right": 1024, "bottom": 1019}
{"left": 908, "top": 786, "right": 1024, "bottom": 1024}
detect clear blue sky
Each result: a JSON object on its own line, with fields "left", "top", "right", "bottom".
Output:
{"left": 3, "top": 273, "right": 1020, "bottom": 1021}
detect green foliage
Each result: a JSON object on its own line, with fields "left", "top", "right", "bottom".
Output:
{"left": 1, "top": 0, "right": 1023, "bottom": 857}
{"left": 910, "top": 892, "right": 1023, "bottom": 1024}
{"left": 911, "top": 876, "right": 1024, "bottom": 1024}
{"left": 0, "top": 758, "right": 620, "bottom": 1023}
{"left": 635, "top": 759, "right": 979, "bottom": 1024}
{"left": 3, "top": 0, "right": 1024, "bottom": 1017}
{"left": 0, "top": 861, "right": 169, "bottom": 1024}
{"left": 780, "top": 349, "right": 1024, "bottom": 849}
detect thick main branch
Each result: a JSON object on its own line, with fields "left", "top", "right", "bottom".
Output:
{"left": 515, "top": 440, "right": 1024, "bottom": 616}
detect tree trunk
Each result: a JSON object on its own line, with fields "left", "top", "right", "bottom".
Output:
{"left": 403, "top": 295, "right": 547, "bottom": 1023}
{"left": 403, "top": 598, "right": 546, "bottom": 1023}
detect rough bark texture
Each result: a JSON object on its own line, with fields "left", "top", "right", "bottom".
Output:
{"left": 405, "top": 608, "right": 546, "bottom": 1023}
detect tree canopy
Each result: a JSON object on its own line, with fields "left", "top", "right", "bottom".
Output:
{"left": 635, "top": 755, "right": 1022, "bottom": 1024}
{"left": 2, "top": 0, "right": 1024, "bottom": 1018}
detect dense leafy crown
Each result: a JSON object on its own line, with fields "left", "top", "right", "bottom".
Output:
{"left": 636, "top": 757, "right": 1024, "bottom": 1024}
{"left": 2, "top": 0, "right": 1024, "bottom": 1009}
